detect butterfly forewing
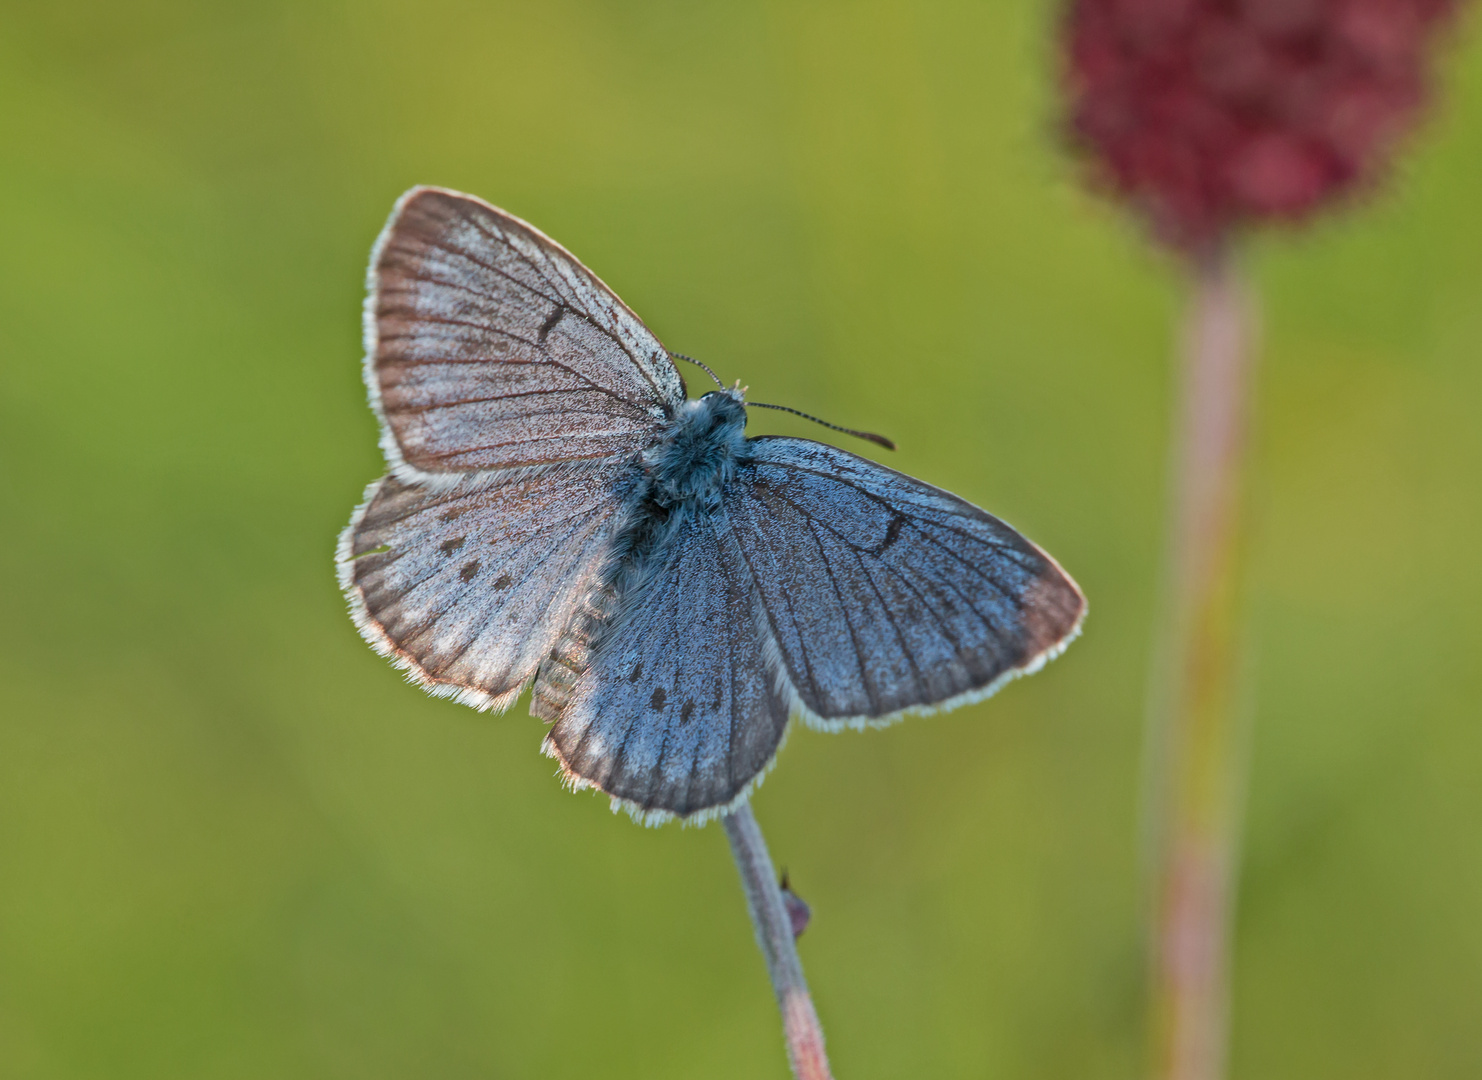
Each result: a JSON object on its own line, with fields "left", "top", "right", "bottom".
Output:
{"left": 339, "top": 463, "right": 637, "bottom": 711}
{"left": 369, "top": 187, "right": 686, "bottom": 478}
{"left": 533, "top": 512, "right": 790, "bottom": 821}
{"left": 726, "top": 438, "right": 1085, "bottom": 725}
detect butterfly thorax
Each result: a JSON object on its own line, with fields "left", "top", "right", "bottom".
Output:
{"left": 641, "top": 390, "right": 749, "bottom": 512}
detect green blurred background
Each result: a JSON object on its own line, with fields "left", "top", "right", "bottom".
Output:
{"left": 2, "top": 3, "right": 1479, "bottom": 1078}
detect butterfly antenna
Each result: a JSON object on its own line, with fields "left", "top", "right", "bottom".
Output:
{"left": 749, "top": 401, "right": 897, "bottom": 451}
{"left": 669, "top": 352, "right": 726, "bottom": 389}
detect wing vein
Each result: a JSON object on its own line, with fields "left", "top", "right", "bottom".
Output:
{"left": 394, "top": 387, "right": 650, "bottom": 416}
{"left": 451, "top": 207, "right": 674, "bottom": 405}
{"left": 758, "top": 458, "right": 1037, "bottom": 562}
{"left": 408, "top": 234, "right": 563, "bottom": 308}
{"left": 855, "top": 548, "right": 930, "bottom": 701}
{"left": 808, "top": 518, "right": 880, "bottom": 715}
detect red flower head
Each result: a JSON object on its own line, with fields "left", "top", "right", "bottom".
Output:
{"left": 1063, "top": 0, "right": 1461, "bottom": 255}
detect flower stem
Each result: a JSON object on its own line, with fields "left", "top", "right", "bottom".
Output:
{"left": 723, "top": 802, "right": 834, "bottom": 1080}
{"left": 1147, "top": 252, "right": 1256, "bottom": 1080}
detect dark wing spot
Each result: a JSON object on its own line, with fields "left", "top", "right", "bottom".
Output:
{"left": 537, "top": 304, "right": 566, "bottom": 344}
{"left": 879, "top": 514, "right": 905, "bottom": 553}
{"left": 711, "top": 678, "right": 723, "bottom": 708}
{"left": 441, "top": 507, "right": 470, "bottom": 523}
{"left": 460, "top": 561, "right": 480, "bottom": 583}
{"left": 680, "top": 700, "right": 694, "bottom": 725}
{"left": 493, "top": 573, "right": 512, "bottom": 590}
{"left": 649, "top": 686, "right": 666, "bottom": 711}
{"left": 439, "top": 536, "right": 465, "bottom": 555}
{"left": 859, "top": 514, "right": 906, "bottom": 556}
{"left": 628, "top": 662, "right": 643, "bottom": 683}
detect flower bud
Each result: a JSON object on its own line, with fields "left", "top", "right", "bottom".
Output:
{"left": 1062, "top": 0, "right": 1461, "bottom": 254}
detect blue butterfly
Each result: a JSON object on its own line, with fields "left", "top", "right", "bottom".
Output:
{"left": 338, "top": 188, "right": 1085, "bottom": 824}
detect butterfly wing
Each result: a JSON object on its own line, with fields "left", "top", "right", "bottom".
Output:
{"left": 367, "top": 186, "right": 686, "bottom": 482}
{"left": 532, "top": 512, "right": 790, "bottom": 823}
{"left": 525, "top": 437, "right": 1083, "bottom": 822}
{"left": 343, "top": 188, "right": 689, "bottom": 712}
{"left": 725, "top": 437, "right": 1085, "bottom": 726}
{"left": 338, "top": 462, "right": 639, "bottom": 712}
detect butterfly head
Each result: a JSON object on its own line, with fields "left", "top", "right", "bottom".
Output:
{"left": 699, "top": 379, "right": 747, "bottom": 405}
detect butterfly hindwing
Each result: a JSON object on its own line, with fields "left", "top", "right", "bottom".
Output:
{"left": 368, "top": 187, "right": 687, "bottom": 479}
{"left": 726, "top": 438, "right": 1085, "bottom": 726}
{"left": 338, "top": 463, "right": 636, "bottom": 711}
{"left": 533, "top": 511, "right": 790, "bottom": 821}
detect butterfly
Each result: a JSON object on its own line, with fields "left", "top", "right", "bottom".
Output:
{"left": 337, "top": 187, "right": 1086, "bottom": 824}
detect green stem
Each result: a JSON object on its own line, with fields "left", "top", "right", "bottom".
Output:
{"left": 1147, "top": 252, "right": 1257, "bottom": 1080}
{"left": 723, "top": 802, "right": 834, "bottom": 1080}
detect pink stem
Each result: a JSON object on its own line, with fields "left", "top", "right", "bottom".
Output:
{"left": 723, "top": 802, "right": 835, "bottom": 1080}
{"left": 1148, "top": 252, "right": 1257, "bottom": 1080}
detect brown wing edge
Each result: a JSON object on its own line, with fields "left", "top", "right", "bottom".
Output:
{"left": 361, "top": 185, "right": 686, "bottom": 491}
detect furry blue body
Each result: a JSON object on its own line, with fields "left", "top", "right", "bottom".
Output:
{"left": 587, "top": 389, "right": 751, "bottom": 631}
{"left": 642, "top": 389, "right": 750, "bottom": 513}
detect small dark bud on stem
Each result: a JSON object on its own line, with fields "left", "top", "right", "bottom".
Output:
{"left": 780, "top": 871, "right": 812, "bottom": 940}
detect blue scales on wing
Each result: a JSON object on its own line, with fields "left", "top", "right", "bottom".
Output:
{"left": 527, "top": 431, "right": 1084, "bottom": 821}
{"left": 533, "top": 510, "right": 790, "bottom": 821}
{"left": 725, "top": 438, "right": 1085, "bottom": 727}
